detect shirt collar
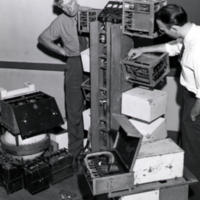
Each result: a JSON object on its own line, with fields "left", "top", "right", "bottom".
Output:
{"left": 183, "top": 23, "right": 196, "bottom": 48}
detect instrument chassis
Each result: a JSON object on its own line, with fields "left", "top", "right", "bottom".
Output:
{"left": 82, "top": 114, "right": 143, "bottom": 196}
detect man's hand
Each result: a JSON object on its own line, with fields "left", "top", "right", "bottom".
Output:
{"left": 128, "top": 48, "right": 143, "bottom": 60}
{"left": 191, "top": 98, "right": 200, "bottom": 121}
{"left": 58, "top": 47, "right": 67, "bottom": 56}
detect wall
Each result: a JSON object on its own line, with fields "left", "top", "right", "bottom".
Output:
{"left": 0, "top": 0, "right": 112, "bottom": 117}
{"left": 0, "top": 0, "right": 113, "bottom": 64}
{"left": 0, "top": 0, "right": 199, "bottom": 63}
{"left": 0, "top": 68, "right": 66, "bottom": 117}
{"left": 168, "top": 0, "right": 200, "bottom": 24}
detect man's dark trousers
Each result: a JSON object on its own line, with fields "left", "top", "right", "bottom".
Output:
{"left": 64, "top": 56, "right": 84, "bottom": 159}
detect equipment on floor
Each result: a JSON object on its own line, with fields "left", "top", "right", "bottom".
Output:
{"left": 0, "top": 82, "right": 64, "bottom": 160}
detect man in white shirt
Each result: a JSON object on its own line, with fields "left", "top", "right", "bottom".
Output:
{"left": 128, "top": 4, "right": 200, "bottom": 198}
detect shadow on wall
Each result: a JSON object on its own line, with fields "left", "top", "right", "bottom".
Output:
{"left": 37, "top": 42, "right": 67, "bottom": 64}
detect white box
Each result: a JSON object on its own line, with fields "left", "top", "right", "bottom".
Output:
{"left": 61, "top": 118, "right": 68, "bottom": 130}
{"left": 121, "top": 190, "right": 159, "bottom": 200}
{"left": 133, "top": 138, "right": 184, "bottom": 185}
{"left": 81, "top": 48, "right": 90, "bottom": 73}
{"left": 50, "top": 129, "right": 68, "bottom": 149}
{"left": 83, "top": 108, "right": 91, "bottom": 131}
{"left": 129, "top": 117, "right": 167, "bottom": 142}
{"left": 121, "top": 87, "right": 168, "bottom": 122}
{"left": 50, "top": 128, "right": 88, "bottom": 149}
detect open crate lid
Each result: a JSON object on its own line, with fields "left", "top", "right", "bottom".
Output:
{"left": 112, "top": 114, "right": 143, "bottom": 172}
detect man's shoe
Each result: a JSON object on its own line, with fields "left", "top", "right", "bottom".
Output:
{"left": 72, "top": 158, "right": 79, "bottom": 172}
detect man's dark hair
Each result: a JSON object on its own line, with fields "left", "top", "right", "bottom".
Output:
{"left": 155, "top": 4, "right": 188, "bottom": 28}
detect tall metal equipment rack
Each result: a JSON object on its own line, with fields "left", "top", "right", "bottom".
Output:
{"left": 90, "top": 21, "right": 133, "bottom": 152}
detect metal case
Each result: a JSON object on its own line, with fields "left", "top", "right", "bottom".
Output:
{"left": 98, "top": 1, "right": 123, "bottom": 23}
{"left": 122, "top": 52, "right": 169, "bottom": 87}
{"left": 82, "top": 114, "right": 142, "bottom": 196}
{"left": 46, "top": 148, "right": 73, "bottom": 185}
{"left": 122, "top": 0, "right": 167, "bottom": 38}
{"left": 0, "top": 91, "right": 64, "bottom": 138}
{"left": 23, "top": 158, "right": 50, "bottom": 195}
{"left": 2, "top": 160, "right": 23, "bottom": 194}
{"left": 78, "top": 9, "right": 101, "bottom": 33}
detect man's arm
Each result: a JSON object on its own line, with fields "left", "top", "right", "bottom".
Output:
{"left": 128, "top": 44, "right": 167, "bottom": 59}
{"left": 38, "top": 31, "right": 66, "bottom": 56}
{"left": 191, "top": 99, "right": 200, "bottom": 121}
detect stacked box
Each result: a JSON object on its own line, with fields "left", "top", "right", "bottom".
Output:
{"left": 129, "top": 117, "right": 167, "bottom": 142}
{"left": 121, "top": 87, "right": 168, "bottom": 122}
{"left": 121, "top": 86, "right": 185, "bottom": 185}
{"left": 50, "top": 127, "right": 68, "bottom": 150}
{"left": 122, "top": 52, "right": 170, "bottom": 87}
{"left": 133, "top": 138, "right": 184, "bottom": 185}
{"left": 122, "top": 0, "right": 167, "bottom": 38}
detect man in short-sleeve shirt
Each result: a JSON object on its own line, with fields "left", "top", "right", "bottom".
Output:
{"left": 38, "top": 0, "right": 88, "bottom": 172}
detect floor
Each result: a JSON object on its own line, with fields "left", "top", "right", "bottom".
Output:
{"left": 0, "top": 132, "right": 199, "bottom": 200}
{"left": 0, "top": 166, "right": 95, "bottom": 200}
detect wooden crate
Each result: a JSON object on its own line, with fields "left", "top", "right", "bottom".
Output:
{"left": 121, "top": 52, "right": 170, "bottom": 87}
{"left": 122, "top": 0, "right": 167, "bottom": 38}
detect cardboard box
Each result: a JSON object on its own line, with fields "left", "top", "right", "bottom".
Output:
{"left": 121, "top": 87, "right": 168, "bottom": 122}
{"left": 129, "top": 117, "right": 167, "bottom": 142}
{"left": 133, "top": 138, "right": 184, "bottom": 185}
{"left": 83, "top": 108, "right": 91, "bottom": 131}
{"left": 50, "top": 127, "right": 68, "bottom": 150}
{"left": 81, "top": 48, "right": 90, "bottom": 73}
